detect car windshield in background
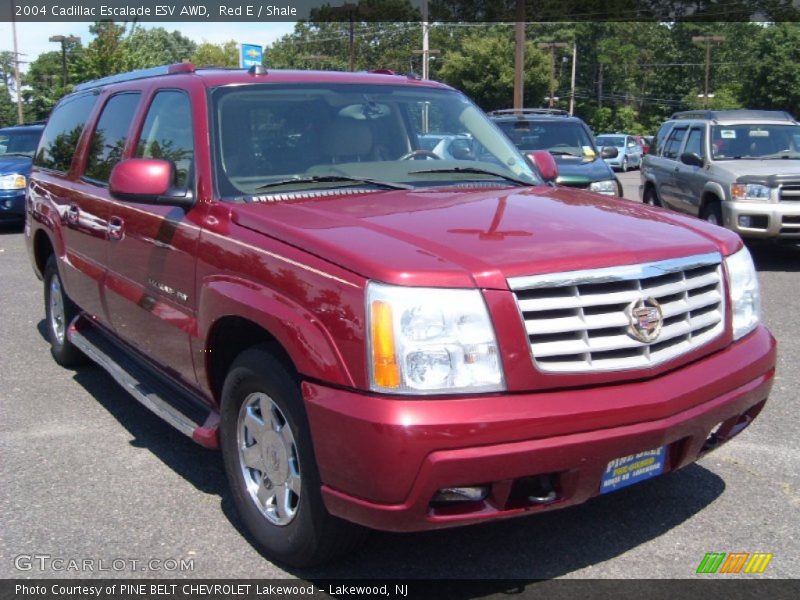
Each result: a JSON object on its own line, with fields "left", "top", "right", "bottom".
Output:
{"left": 210, "top": 83, "right": 539, "bottom": 197}
{"left": 711, "top": 124, "right": 800, "bottom": 160}
{"left": 596, "top": 135, "right": 625, "bottom": 148}
{"left": 494, "top": 120, "right": 597, "bottom": 158}
{"left": 0, "top": 130, "right": 41, "bottom": 158}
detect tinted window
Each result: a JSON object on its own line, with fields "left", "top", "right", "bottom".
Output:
{"left": 84, "top": 93, "right": 141, "bottom": 183}
{"left": 653, "top": 122, "right": 674, "bottom": 156}
{"left": 34, "top": 93, "right": 98, "bottom": 172}
{"left": 684, "top": 127, "right": 705, "bottom": 158}
{"left": 0, "top": 129, "right": 42, "bottom": 157}
{"left": 663, "top": 127, "right": 687, "bottom": 160}
{"left": 496, "top": 120, "right": 596, "bottom": 155}
{"left": 135, "top": 91, "right": 194, "bottom": 189}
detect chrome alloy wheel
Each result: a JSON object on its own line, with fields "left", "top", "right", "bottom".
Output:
{"left": 237, "top": 392, "right": 301, "bottom": 526}
{"left": 49, "top": 275, "right": 66, "bottom": 345}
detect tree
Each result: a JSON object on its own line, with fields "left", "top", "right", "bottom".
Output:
{"left": 0, "top": 86, "right": 16, "bottom": 127}
{"left": 80, "top": 21, "right": 127, "bottom": 80}
{"left": 23, "top": 37, "right": 83, "bottom": 121}
{"left": 740, "top": 23, "right": 800, "bottom": 116}
{"left": 438, "top": 29, "right": 550, "bottom": 111}
{"left": 191, "top": 41, "right": 239, "bottom": 67}
{"left": 120, "top": 27, "right": 196, "bottom": 70}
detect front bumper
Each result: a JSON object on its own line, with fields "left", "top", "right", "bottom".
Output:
{"left": 0, "top": 190, "right": 25, "bottom": 220}
{"left": 722, "top": 199, "right": 800, "bottom": 239}
{"left": 304, "top": 326, "right": 775, "bottom": 532}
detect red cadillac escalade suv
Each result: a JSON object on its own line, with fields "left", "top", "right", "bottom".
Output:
{"left": 26, "top": 64, "right": 776, "bottom": 567}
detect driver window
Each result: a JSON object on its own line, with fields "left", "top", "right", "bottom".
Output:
{"left": 136, "top": 91, "right": 194, "bottom": 189}
{"left": 684, "top": 127, "right": 705, "bottom": 159}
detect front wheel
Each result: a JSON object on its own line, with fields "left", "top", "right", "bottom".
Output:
{"left": 642, "top": 186, "right": 662, "bottom": 207}
{"left": 43, "top": 255, "right": 85, "bottom": 367}
{"left": 220, "top": 345, "right": 366, "bottom": 567}
{"left": 621, "top": 157, "right": 628, "bottom": 172}
{"left": 701, "top": 201, "right": 723, "bottom": 226}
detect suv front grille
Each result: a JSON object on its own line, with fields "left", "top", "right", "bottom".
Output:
{"left": 779, "top": 184, "right": 800, "bottom": 201}
{"left": 508, "top": 253, "right": 725, "bottom": 373}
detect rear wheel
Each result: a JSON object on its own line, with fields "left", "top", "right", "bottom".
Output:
{"left": 220, "top": 345, "right": 366, "bottom": 567}
{"left": 701, "top": 200, "right": 723, "bottom": 226}
{"left": 43, "top": 255, "right": 85, "bottom": 367}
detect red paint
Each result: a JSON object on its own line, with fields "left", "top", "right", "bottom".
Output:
{"left": 527, "top": 150, "right": 558, "bottom": 181}
{"left": 109, "top": 158, "right": 172, "bottom": 199}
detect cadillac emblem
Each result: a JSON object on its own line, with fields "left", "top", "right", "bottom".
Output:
{"left": 626, "top": 297, "right": 663, "bottom": 343}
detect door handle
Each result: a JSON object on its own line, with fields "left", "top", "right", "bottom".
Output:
{"left": 66, "top": 204, "right": 79, "bottom": 224}
{"left": 108, "top": 216, "right": 125, "bottom": 241}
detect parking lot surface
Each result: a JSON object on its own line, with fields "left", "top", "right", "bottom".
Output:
{"left": 1, "top": 202, "right": 798, "bottom": 579}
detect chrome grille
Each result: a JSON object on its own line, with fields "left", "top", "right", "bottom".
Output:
{"left": 508, "top": 253, "right": 725, "bottom": 373}
{"left": 779, "top": 184, "right": 800, "bottom": 201}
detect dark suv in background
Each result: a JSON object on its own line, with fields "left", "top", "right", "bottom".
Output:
{"left": 490, "top": 109, "right": 622, "bottom": 196}
{"left": 0, "top": 122, "right": 44, "bottom": 223}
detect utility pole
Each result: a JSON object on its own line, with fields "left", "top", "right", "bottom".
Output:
{"left": 329, "top": 3, "right": 370, "bottom": 71}
{"left": 513, "top": 0, "right": 525, "bottom": 110}
{"left": 537, "top": 41, "right": 569, "bottom": 108}
{"left": 11, "top": 11, "right": 23, "bottom": 123}
{"left": 692, "top": 35, "right": 726, "bottom": 108}
{"left": 569, "top": 42, "right": 577, "bottom": 115}
{"left": 422, "top": 0, "right": 429, "bottom": 80}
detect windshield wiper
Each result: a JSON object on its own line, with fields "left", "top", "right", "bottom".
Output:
{"left": 255, "top": 175, "right": 411, "bottom": 191}
{"left": 549, "top": 150, "right": 582, "bottom": 157}
{"left": 408, "top": 166, "right": 534, "bottom": 187}
{"left": 1, "top": 152, "right": 33, "bottom": 158}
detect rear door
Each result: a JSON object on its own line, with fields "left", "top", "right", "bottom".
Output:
{"left": 30, "top": 93, "right": 106, "bottom": 317}
{"left": 103, "top": 88, "right": 201, "bottom": 389}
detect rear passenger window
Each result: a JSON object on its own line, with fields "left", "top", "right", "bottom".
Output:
{"left": 34, "top": 93, "right": 98, "bottom": 173}
{"left": 663, "top": 127, "right": 687, "bottom": 160}
{"left": 653, "top": 122, "right": 673, "bottom": 156}
{"left": 84, "top": 93, "right": 141, "bottom": 183}
{"left": 135, "top": 91, "right": 194, "bottom": 189}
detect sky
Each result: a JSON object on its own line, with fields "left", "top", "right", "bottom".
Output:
{"left": 0, "top": 21, "right": 297, "bottom": 72}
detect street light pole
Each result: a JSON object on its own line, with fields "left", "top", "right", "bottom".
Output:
{"left": 11, "top": 12, "right": 23, "bottom": 123}
{"left": 49, "top": 35, "right": 80, "bottom": 90}
{"left": 513, "top": 0, "right": 525, "bottom": 110}
{"left": 692, "top": 35, "right": 725, "bottom": 109}
{"left": 537, "top": 41, "right": 569, "bottom": 108}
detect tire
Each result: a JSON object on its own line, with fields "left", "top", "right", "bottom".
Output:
{"left": 43, "top": 255, "right": 85, "bottom": 367}
{"left": 643, "top": 186, "right": 662, "bottom": 207}
{"left": 220, "top": 345, "right": 366, "bottom": 567}
{"left": 620, "top": 157, "right": 627, "bottom": 173}
{"left": 701, "top": 201, "right": 723, "bottom": 226}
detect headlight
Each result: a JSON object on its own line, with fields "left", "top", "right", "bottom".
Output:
{"left": 367, "top": 282, "right": 505, "bottom": 394}
{"left": 0, "top": 173, "right": 26, "bottom": 190}
{"left": 725, "top": 247, "right": 761, "bottom": 340}
{"left": 731, "top": 183, "right": 771, "bottom": 201}
{"left": 590, "top": 179, "right": 618, "bottom": 195}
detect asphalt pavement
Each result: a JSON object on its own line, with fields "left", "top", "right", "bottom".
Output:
{"left": 1, "top": 183, "right": 798, "bottom": 581}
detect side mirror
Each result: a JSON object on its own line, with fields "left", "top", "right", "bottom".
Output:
{"left": 680, "top": 152, "right": 704, "bottom": 167}
{"left": 109, "top": 159, "right": 194, "bottom": 209}
{"left": 527, "top": 150, "right": 558, "bottom": 183}
{"left": 600, "top": 146, "right": 619, "bottom": 159}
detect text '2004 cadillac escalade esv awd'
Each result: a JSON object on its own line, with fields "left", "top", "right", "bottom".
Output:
{"left": 26, "top": 64, "right": 776, "bottom": 567}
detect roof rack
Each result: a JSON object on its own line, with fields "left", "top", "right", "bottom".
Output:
{"left": 488, "top": 108, "right": 570, "bottom": 117}
{"left": 670, "top": 109, "right": 795, "bottom": 122}
{"left": 73, "top": 63, "right": 196, "bottom": 92}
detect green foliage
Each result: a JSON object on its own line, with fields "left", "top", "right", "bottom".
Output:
{"left": 0, "top": 85, "right": 17, "bottom": 127}
{"left": 740, "top": 23, "right": 800, "bottom": 116}
{"left": 81, "top": 21, "right": 127, "bottom": 80}
{"left": 120, "top": 27, "right": 196, "bottom": 70}
{"left": 191, "top": 41, "right": 239, "bottom": 67}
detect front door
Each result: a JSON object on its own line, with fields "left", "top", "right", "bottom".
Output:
{"left": 103, "top": 89, "right": 201, "bottom": 389}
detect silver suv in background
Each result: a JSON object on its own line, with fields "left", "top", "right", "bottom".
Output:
{"left": 640, "top": 110, "right": 800, "bottom": 241}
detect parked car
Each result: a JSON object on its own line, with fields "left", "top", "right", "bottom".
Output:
{"left": 27, "top": 65, "right": 775, "bottom": 567}
{"left": 641, "top": 109, "right": 800, "bottom": 240}
{"left": 641, "top": 135, "right": 654, "bottom": 155}
{"left": 489, "top": 108, "right": 622, "bottom": 196}
{"left": 0, "top": 122, "right": 44, "bottom": 223}
{"left": 595, "top": 133, "right": 644, "bottom": 171}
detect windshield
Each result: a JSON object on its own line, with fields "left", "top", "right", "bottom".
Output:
{"left": 0, "top": 129, "right": 42, "bottom": 158}
{"left": 493, "top": 119, "right": 596, "bottom": 158}
{"left": 596, "top": 135, "right": 625, "bottom": 148}
{"left": 711, "top": 124, "right": 800, "bottom": 160}
{"left": 211, "top": 83, "right": 539, "bottom": 197}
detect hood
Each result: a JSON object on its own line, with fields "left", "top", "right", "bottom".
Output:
{"left": 553, "top": 155, "right": 615, "bottom": 186}
{"left": 0, "top": 155, "right": 32, "bottom": 175}
{"left": 714, "top": 159, "right": 800, "bottom": 181}
{"left": 231, "top": 186, "right": 739, "bottom": 290}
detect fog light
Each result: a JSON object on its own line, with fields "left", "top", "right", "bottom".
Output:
{"left": 431, "top": 486, "right": 489, "bottom": 503}
{"left": 738, "top": 215, "right": 752, "bottom": 228}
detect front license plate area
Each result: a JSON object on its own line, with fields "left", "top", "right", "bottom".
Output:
{"left": 600, "top": 446, "right": 667, "bottom": 494}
